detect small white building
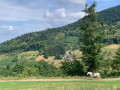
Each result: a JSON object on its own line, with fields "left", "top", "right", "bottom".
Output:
{"left": 62, "top": 55, "right": 73, "bottom": 60}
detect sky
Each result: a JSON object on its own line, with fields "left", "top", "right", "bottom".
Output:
{"left": 0, "top": 0, "right": 120, "bottom": 43}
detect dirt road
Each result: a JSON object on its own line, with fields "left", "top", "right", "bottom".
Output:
{"left": 0, "top": 78, "right": 120, "bottom": 82}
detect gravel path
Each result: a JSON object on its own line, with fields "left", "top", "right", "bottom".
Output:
{"left": 0, "top": 78, "right": 120, "bottom": 82}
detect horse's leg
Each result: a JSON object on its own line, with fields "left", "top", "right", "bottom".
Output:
{"left": 98, "top": 75, "right": 101, "bottom": 79}
{"left": 99, "top": 75, "right": 101, "bottom": 79}
{"left": 97, "top": 76, "right": 99, "bottom": 79}
{"left": 91, "top": 75, "right": 93, "bottom": 80}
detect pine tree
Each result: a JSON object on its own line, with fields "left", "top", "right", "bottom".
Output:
{"left": 80, "top": 2, "right": 105, "bottom": 71}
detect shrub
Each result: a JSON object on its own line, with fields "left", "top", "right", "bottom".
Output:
{"left": 22, "top": 67, "right": 39, "bottom": 76}
{"left": 34, "top": 60, "right": 57, "bottom": 77}
{"left": 111, "top": 48, "right": 120, "bottom": 75}
{"left": 55, "top": 54, "right": 61, "bottom": 60}
{"left": 43, "top": 52, "right": 48, "bottom": 59}
{"left": 61, "top": 60, "right": 84, "bottom": 76}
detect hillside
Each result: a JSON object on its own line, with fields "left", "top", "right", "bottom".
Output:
{"left": 0, "top": 5, "right": 120, "bottom": 56}
{"left": 98, "top": 5, "right": 120, "bottom": 25}
{"left": 0, "top": 44, "right": 119, "bottom": 73}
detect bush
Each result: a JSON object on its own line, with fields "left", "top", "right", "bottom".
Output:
{"left": 2, "top": 70, "right": 17, "bottom": 76}
{"left": 22, "top": 67, "right": 39, "bottom": 76}
{"left": 12, "top": 56, "right": 18, "bottom": 62}
{"left": 43, "top": 52, "right": 48, "bottom": 59}
{"left": 2, "top": 60, "right": 57, "bottom": 77}
{"left": 111, "top": 48, "right": 120, "bottom": 74}
{"left": 60, "top": 60, "right": 84, "bottom": 76}
{"left": 34, "top": 60, "right": 57, "bottom": 77}
{"left": 12, "top": 63, "right": 25, "bottom": 74}
{"left": 55, "top": 54, "right": 61, "bottom": 60}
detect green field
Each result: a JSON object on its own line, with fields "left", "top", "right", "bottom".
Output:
{"left": 0, "top": 81, "right": 120, "bottom": 90}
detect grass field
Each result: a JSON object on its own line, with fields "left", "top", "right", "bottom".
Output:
{"left": 0, "top": 81, "right": 120, "bottom": 90}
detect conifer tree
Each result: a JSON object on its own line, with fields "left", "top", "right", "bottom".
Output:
{"left": 80, "top": 2, "right": 105, "bottom": 71}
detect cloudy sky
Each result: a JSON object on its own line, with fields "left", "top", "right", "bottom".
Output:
{"left": 0, "top": 0, "right": 120, "bottom": 43}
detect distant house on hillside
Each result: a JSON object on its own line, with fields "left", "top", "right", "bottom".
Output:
{"left": 62, "top": 55, "right": 73, "bottom": 60}
{"left": 67, "top": 55, "right": 73, "bottom": 59}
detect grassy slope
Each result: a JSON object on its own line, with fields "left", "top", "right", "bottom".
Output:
{"left": 102, "top": 44, "right": 120, "bottom": 60}
{"left": 0, "top": 44, "right": 119, "bottom": 70}
{"left": 0, "top": 81, "right": 120, "bottom": 90}
{"left": 34, "top": 44, "right": 120, "bottom": 67}
{"left": 0, "top": 51, "right": 39, "bottom": 72}
{"left": 0, "top": 55, "right": 8, "bottom": 61}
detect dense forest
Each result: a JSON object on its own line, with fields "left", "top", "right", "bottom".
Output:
{"left": 98, "top": 5, "right": 120, "bottom": 25}
{"left": 0, "top": 5, "right": 120, "bottom": 57}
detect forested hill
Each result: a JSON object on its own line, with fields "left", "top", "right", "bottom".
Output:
{"left": 0, "top": 5, "right": 120, "bottom": 55}
{"left": 97, "top": 5, "right": 120, "bottom": 25}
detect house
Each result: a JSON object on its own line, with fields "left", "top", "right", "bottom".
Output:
{"left": 62, "top": 54, "right": 73, "bottom": 60}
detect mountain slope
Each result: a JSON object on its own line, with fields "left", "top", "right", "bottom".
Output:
{"left": 0, "top": 5, "right": 120, "bottom": 55}
{"left": 98, "top": 5, "right": 120, "bottom": 25}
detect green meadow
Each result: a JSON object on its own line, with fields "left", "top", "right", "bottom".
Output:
{"left": 0, "top": 81, "right": 120, "bottom": 90}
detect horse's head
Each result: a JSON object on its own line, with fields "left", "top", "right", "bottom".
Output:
{"left": 87, "top": 72, "right": 90, "bottom": 75}
{"left": 87, "top": 72, "right": 92, "bottom": 75}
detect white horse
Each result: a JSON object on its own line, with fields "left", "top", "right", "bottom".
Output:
{"left": 87, "top": 72, "right": 101, "bottom": 79}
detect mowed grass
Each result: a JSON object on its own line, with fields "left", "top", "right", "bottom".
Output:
{"left": 0, "top": 81, "right": 120, "bottom": 90}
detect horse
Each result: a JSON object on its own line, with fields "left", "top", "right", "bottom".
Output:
{"left": 87, "top": 72, "right": 101, "bottom": 79}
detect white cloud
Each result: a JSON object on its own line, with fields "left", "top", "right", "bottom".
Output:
{"left": 68, "top": 12, "right": 86, "bottom": 18}
{"left": 55, "top": 8, "right": 67, "bottom": 18}
{"left": 8, "top": 26, "right": 14, "bottom": 30}
{"left": 69, "top": 0, "right": 86, "bottom": 5}
{"left": 60, "top": 0, "right": 86, "bottom": 5}
{"left": 0, "top": 0, "right": 44, "bottom": 21}
{"left": 42, "top": 8, "right": 86, "bottom": 28}
{"left": 0, "top": 25, "right": 14, "bottom": 30}
{"left": 45, "top": 10, "right": 53, "bottom": 18}
{"left": 45, "top": 8, "right": 67, "bottom": 19}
